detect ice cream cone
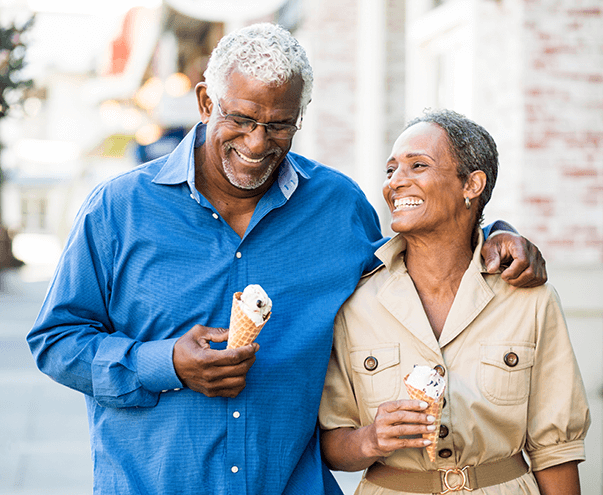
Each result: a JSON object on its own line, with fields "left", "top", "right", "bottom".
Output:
{"left": 404, "top": 374, "right": 444, "bottom": 463}
{"left": 227, "top": 292, "right": 271, "bottom": 349}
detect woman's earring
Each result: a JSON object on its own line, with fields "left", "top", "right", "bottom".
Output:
{"left": 465, "top": 197, "right": 471, "bottom": 209}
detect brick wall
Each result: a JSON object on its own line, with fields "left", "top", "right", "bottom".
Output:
{"left": 522, "top": 1, "right": 603, "bottom": 264}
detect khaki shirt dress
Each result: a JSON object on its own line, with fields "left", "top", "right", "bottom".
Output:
{"left": 319, "top": 234, "right": 590, "bottom": 495}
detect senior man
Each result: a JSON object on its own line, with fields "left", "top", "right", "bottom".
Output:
{"left": 28, "top": 23, "right": 545, "bottom": 495}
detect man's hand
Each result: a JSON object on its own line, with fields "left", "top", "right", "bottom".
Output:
{"left": 482, "top": 232, "right": 547, "bottom": 288}
{"left": 173, "top": 324, "right": 258, "bottom": 398}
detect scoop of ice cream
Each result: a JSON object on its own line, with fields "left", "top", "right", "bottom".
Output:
{"left": 405, "top": 365, "right": 446, "bottom": 400}
{"left": 238, "top": 284, "right": 272, "bottom": 326}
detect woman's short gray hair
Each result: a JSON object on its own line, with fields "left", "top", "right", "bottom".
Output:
{"left": 405, "top": 109, "right": 499, "bottom": 226}
{"left": 204, "top": 23, "right": 313, "bottom": 112}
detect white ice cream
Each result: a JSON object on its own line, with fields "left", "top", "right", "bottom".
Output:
{"left": 238, "top": 284, "right": 272, "bottom": 326}
{"left": 405, "top": 365, "right": 446, "bottom": 399}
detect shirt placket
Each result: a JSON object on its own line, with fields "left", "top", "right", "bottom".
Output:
{"left": 227, "top": 241, "right": 248, "bottom": 495}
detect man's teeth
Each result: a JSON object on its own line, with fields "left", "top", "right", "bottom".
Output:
{"left": 394, "top": 198, "right": 424, "bottom": 210}
{"left": 235, "top": 150, "right": 264, "bottom": 163}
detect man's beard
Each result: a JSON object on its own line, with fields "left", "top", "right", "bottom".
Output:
{"left": 222, "top": 145, "right": 282, "bottom": 190}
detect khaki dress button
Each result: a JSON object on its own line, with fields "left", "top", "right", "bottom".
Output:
{"left": 504, "top": 352, "right": 519, "bottom": 367}
{"left": 438, "top": 448, "right": 453, "bottom": 459}
{"left": 434, "top": 364, "right": 445, "bottom": 377}
{"left": 439, "top": 425, "right": 449, "bottom": 438}
{"left": 364, "top": 356, "right": 378, "bottom": 371}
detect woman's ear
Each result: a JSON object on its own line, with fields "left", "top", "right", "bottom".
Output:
{"left": 464, "top": 170, "right": 487, "bottom": 200}
{"left": 195, "top": 82, "right": 213, "bottom": 123}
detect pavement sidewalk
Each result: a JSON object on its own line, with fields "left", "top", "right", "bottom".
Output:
{"left": 0, "top": 266, "right": 92, "bottom": 495}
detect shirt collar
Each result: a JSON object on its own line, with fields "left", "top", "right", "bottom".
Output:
{"left": 152, "top": 122, "right": 307, "bottom": 201}
{"left": 375, "top": 229, "right": 488, "bottom": 273}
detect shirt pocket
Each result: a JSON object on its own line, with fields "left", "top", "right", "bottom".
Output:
{"left": 350, "top": 344, "right": 401, "bottom": 407}
{"left": 479, "top": 342, "right": 535, "bottom": 405}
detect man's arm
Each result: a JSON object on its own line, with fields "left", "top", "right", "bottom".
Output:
{"left": 482, "top": 221, "right": 547, "bottom": 288}
{"left": 27, "top": 196, "right": 257, "bottom": 408}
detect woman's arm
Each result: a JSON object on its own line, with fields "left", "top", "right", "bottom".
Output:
{"left": 533, "top": 461, "right": 581, "bottom": 495}
{"left": 320, "top": 399, "right": 434, "bottom": 472}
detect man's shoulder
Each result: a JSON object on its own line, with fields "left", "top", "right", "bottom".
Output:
{"left": 80, "top": 156, "right": 169, "bottom": 211}
{"left": 287, "top": 151, "right": 365, "bottom": 193}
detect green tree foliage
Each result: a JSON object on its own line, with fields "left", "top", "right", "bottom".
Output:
{"left": 0, "top": 17, "right": 34, "bottom": 119}
{"left": 0, "top": 17, "right": 33, "bottom": 269}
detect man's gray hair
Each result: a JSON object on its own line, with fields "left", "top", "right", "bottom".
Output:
{"left": 405, "top": 108, "right": 499, "bottom": 227}
{"left": 204, "top": 23, "right": 313, "bottom": 111}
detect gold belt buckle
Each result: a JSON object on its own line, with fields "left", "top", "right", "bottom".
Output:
{"left": 438, "top": 466, "right": 473, "bottom": 494}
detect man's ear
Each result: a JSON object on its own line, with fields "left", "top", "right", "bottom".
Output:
{"left": 464, "top": 170, "right": 487, "bottom": 201}
{"left": 195, "top": 82, "right": 213, "bottom": 123}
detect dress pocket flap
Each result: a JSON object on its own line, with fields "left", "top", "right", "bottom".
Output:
{"left": 350, "top": 344, "right": 400, "bottom": 376}
{"left": 480, "top": 342, "right": 535, "bottom": 372}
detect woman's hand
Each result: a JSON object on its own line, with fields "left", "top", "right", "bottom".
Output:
{"left": 320, "top": 400, "right": 435, "bottom": 472}
{"left": 363, "top": 399, "right": 436, "bottom": 458}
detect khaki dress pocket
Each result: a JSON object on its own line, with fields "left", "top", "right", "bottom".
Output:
{"left": 479, "top": 342, "right": 535, "bottom": 405}
{"left": 350, "top": 344, "right": 401, "bottom": 407}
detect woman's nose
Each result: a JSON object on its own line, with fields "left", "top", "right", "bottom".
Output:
{"left": 388, "top": 166, "right": 411, "bottom": 189}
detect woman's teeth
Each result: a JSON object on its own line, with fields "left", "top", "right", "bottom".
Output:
{"left": 394, "top": 198, "right": 424, "bottom": 210}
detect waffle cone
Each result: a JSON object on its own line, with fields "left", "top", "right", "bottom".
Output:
{"left": 227, "top": 292, "right": 271, "bottom": 349}
{"left": 404, "top": 374, "right": 444, "bottom": 463}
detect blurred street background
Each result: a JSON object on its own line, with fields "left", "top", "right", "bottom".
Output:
{"left": 0, "top": 0, "right": 601, "bottom": 493}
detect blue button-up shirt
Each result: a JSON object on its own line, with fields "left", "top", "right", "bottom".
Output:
{"left": 28, "top": 123, "right": 385, "bottom": 494}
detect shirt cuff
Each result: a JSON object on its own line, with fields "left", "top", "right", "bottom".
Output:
{"left": 528, "top": 440, "right": 587, "bottom": 471}
{"left": 137, "top": 338, "right": 183, "bottom": 393}
{"left": 483, "top": 220, "right": 517, "bottom": 238}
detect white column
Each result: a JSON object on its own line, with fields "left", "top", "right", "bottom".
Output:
{"left": 355, "top": 0, "right": 387, "bottom": 214}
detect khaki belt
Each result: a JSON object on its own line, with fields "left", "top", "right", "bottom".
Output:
{"left": 365, "top": 453, "right": 529, "bottom": 494}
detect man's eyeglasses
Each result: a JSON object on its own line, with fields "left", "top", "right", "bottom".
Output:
{"left": 216, "top": 101, "right": 302, "bottom": 139}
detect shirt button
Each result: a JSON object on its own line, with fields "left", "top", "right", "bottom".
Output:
{"left": 439, "top": 425, "right": 449, "bottom": 438}
{"left": 236, "top": 252, "right": 242, "bottom": 259}
{"left": 233, "top": 411, "right": 241, "bottom": 419}
{"left": 212, "top": 213, "right": 219, "bottom": 219}
{"left": 504, "top": 352, "right": 519, "bottom": 367}
{"left": 438, "top": 448, "right": 453, "bottom": 459}
{"left": 231, "top": 466, "right": 239, "bottom": 473}
{"left": 434, "top": 364, "right": 445, "bottom": 377}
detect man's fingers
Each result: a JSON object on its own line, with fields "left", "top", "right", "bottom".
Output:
{"left": 483, "top": 247, "right": 501, "bottom": 273}
{"left": 194, "top": 325, "right": 229, "bottom": 344}
{"left": 173, "top": 324, "right": 259, "bottom": 398}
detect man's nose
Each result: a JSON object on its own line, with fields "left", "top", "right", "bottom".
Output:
{"left": 243, "top": 124, "right": 271, "bottom": 153}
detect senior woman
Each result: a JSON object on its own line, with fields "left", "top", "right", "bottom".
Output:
{"left": 319, "top": 109, "right": 589, "bottom": 495}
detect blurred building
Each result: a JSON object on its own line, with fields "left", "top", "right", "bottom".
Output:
{"left": 0, "top": 0, "right": 601, "bottom": 492}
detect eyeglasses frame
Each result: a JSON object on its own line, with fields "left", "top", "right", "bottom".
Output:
{"left": 215, "top": 100, "right": 303, "bottom": 138}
